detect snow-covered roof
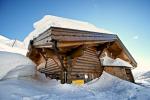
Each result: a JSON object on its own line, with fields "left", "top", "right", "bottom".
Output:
{"left": 24, "top": 15, "right": 114, "bottom": 48}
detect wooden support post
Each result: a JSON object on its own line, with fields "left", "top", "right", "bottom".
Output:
{"left": 52, "top": 40, "right": 69, "bottom": 83}
{"left": 63, "top": 56, "right": 68, "bottom": 83}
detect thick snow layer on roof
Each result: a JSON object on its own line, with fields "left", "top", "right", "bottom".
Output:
{"left": 0, "top": 51, "right": 35, "bottom": 80}
{"left": 0, "top": 71, "right": 150, "bottom": 100}
{"left": 101, "top": 54, "right": 133, "bottom": 67}
{"left": 24, "top": 15, "right": 114, "bottom": 48}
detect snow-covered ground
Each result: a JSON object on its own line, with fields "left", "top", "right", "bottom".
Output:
{"left": 0, "top": 51, "right": 150, "bottom": 100}
{"left": 133, "top": 66, "right": 150, "bottom": 87}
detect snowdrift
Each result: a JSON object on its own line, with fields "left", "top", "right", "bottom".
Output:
{"left": 0, "top": 51, "right": 35, "bottom": 80}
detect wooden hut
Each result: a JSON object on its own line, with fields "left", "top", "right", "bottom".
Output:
{"left": 27, "top": 26, "right": 137, "bottom": 84}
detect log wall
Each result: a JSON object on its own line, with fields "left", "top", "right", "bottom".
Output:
{"left": 104, "top": 66, "right": 134, "bottom": 82}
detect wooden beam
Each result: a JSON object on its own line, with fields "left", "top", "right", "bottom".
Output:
{"left": 66, "top": 45, "right": 84, "bottom": 59}
{"left": 57, "top": 41, "right": 107, "bottom": 47}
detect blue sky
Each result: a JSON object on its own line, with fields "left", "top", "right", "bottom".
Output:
{"left": 0, "top": 0, "right": 150, "bottom": 66}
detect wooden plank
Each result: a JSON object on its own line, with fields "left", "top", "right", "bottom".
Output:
{"left": 80, "top": 56, "right": 99, "bottom": 61}
{"left": 85, "top": 48, "right": 96, "bottom": 52}
{"left": 34, "top": 31, "right": 51, "bottom": 43}
{"left": 39, "top": 68, "right": 61, "bottom": 73}
{"left": 74, "top": 63, "right": 98, "bottom": 67}
{"left": 46, "top": 63, "right": 58, "bottom": 67}
{"left": 33, "top": 36, "right": 52, "bottom": 46}
{"left": 40, "top": 67, "right": 60, "bottom": 71}
{"left": 71, "top": 69, "right": 97, "bottom": 73}
{"left": 52, "top": 30, "right": 115, "bottom": 37}
{"left": 77, "top": 57, "right": 100, "bottom": 63}
{"left": 75, "top": 59, "right": 99, "bottom": 65}
{"left": 72, "top": 65, "right": 97, "bottom": 69}
{"left": 34, "top": 45, "right": 53, "bottom": 48}
{"left": 51, "top": 27, "right": 114, "bottom": 36}
{"left": 57, "top": 41, "right": 106, "bottom": 47}
{"left": 40, "top": 70, "right": 61, "bottom": 74}
{"left": 83, "top": 51, "right": 97, "bottom": 57}
{"left": 51, "top": 35, "right": 116, "bottom": 42}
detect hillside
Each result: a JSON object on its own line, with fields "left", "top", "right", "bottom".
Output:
{"left": 0, "top": 35, "right": 27, "bottom": 55}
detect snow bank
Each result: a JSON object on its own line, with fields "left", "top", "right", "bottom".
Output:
{"left": 100, "top": 53, "right": 133, "bottom": 67}
{"left": 24, "top": 15, "right": 114, "bottom": 48}
{"left": 1, "top": 71, "right": 150, "bottom": 100}
{"left": 85, "top": 72, "right": 150, "bottom": 100}
{"left": 0, "top": 51, "right": 35, "bottom": 80}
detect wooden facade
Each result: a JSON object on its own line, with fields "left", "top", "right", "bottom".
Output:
{"left": 27, "top": 27, "right": 137, "bottom": 83}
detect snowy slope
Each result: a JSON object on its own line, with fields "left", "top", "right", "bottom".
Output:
{"left": 0, "top": 35, "right": 27, "bottom": 55}
{"left": 24, "top": 15, "right": 115, "bottom": 48}
{"left": 0, "top": 35, "right": 24, "bottom": 49}
{"left": 133, "top": 66, "right": 150, "bottom": 87}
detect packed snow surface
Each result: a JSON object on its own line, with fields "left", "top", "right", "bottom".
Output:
{"left": 0, "top": 71, "right": 150, "bottom": 100}
{"left": 24, "top": 15, "right": 114, "bottom": 48}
